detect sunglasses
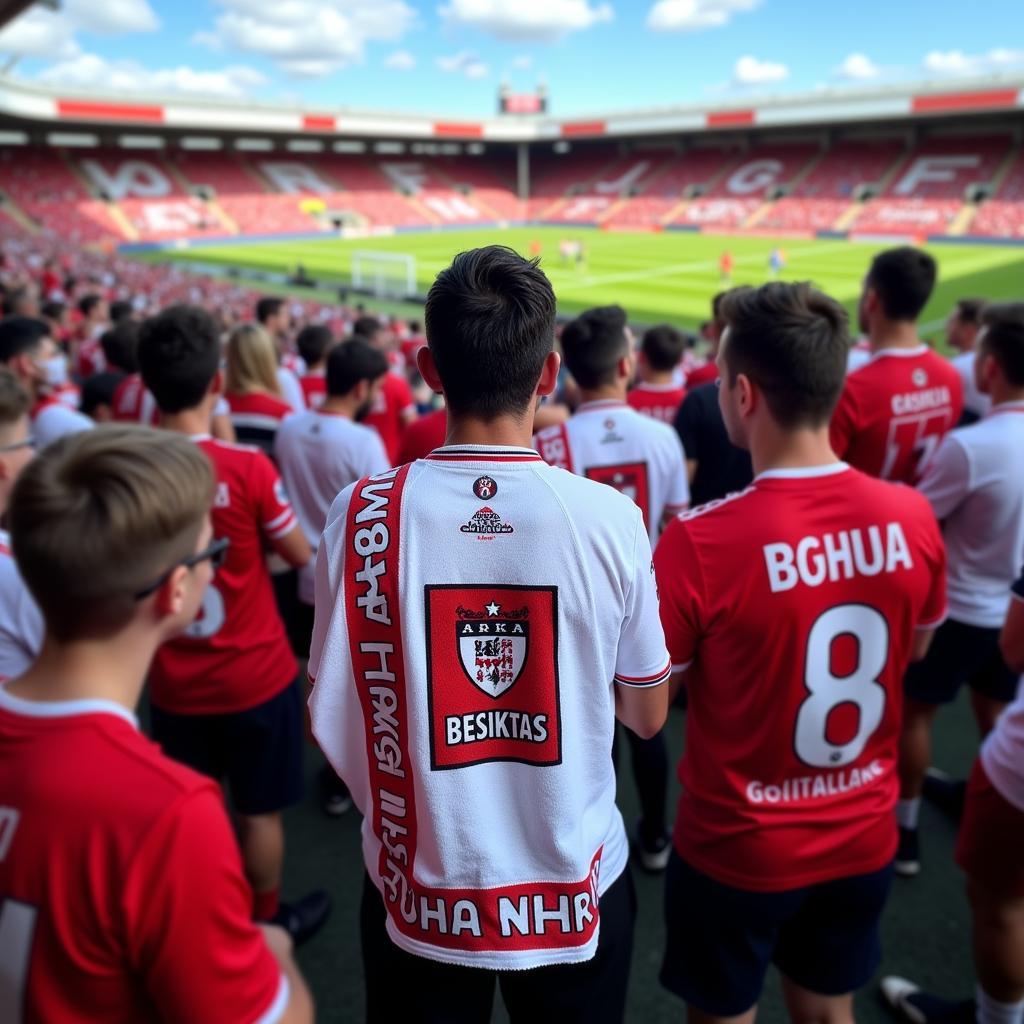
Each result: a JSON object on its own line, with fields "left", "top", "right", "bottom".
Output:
{"left": 133, "top": 537, "right": 230, "bottom": 601}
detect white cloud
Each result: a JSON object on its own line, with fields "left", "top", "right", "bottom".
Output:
{"left": 439, "top": 0, "right": 612, "bottom": 42}
{"left": 733, "top": 54, "right": 788, "bottom": 85}
{"left": 36, "top": 53, "right": 266, "bottom": 99}
{"left": 0, "top": 10, "right": 80, "bottom": 60}
{"left": 923, "top": 48, "right": 1024, "bottom": 76}
{"left": 385, "top": 49, "right": 416, "bottom": 70}
{"left": 835, "top": 52, "right": 880, "bottom": 80}
{"left": 63, "top": 0, "right": 159, "bottom": 34}
{"left": 196, "top": 0, "right": 417, "bottom": 77}
{"left": 512, "top": 54, "right": 533, "bottom": 69}
{"left": 647, "top": 0, "right": 759, "bottom": 32}
{"left": 437, "top": 50, "right": 489, "bottom": 78}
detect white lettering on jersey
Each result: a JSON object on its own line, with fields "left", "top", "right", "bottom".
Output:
{"left": 0, "top": 807, "right": 19, "bottom": 861}
{"left": 894, "top": 155, "right": 981, "bottom": 196}
{"left": 79, "top": 159, "right": 172, "bottom": 200}
{"left": 260, "top": 162, "right": 333, "bottom": 195}
{"left": 746, "top": 760, "right": 885, "bottom": 804}
{"left": 891, "top": 386, "right": 952, "bottom": 415}
{"left": 763, "top": 522, "right": 913, "bottom": 592}
{"left": 726, "top": 159, "right": 783, "bottom": 195}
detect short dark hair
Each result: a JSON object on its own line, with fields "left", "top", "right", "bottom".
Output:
{"left": 559, "top": 306, "right": 629, "bottom": 390}
{"left": 981, "top": 303, "right": 1024, "bottom": 388}
{"left": 138, "top": 304, "right": 221, "bottom": 413}
{"left": 721, "top": 282, "right": 849, "bottom": 429}
{"left": 0, "top": 316, "right": 49, "bottom": 363}
{"left": 80, "top": 371, "right": 124, "bottom": 418}
{"left": 866, "top": 247, "right": 937, "bottom": 321}
{"left": 327, "top": 339, "right": 388, "bottom": 397}
{"left": 41, "top": 300, "right": 65, "bottom": 322}
{"left": 641, "top": 324, "right": 686, "bottom": 372}
{"left": 425, "top": 246, "right": 555, "bottom": 419}
{"left": 955, "top": 298, "right": 986, "bottom": 325}
{"left": 296, "top": 324, "right": 334, "bottom": 368}
{"left": 352, "top": 315, "right": 382, "bottom": 341}
{"left": 100, "top": 320, "right": 139, "bottom": 374}
{"left": 78, "top": 293, "right": 104, "bottom": 318}
{"left": 3, "top": 287, "right": 31, "bottom": 317}
{"left": 255, "top": 296, "right": 284, "bottom": 325}
{"left": 109, "top": 299, "right": 134, "bottom": 324}
{"left": 0, "top": 367, "right": 29, "bottom": 427}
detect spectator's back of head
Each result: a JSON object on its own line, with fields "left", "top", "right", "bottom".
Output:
{"left": 255, "top": 296, "right": 284, "bottom": 326}
{"left": 327, "top": 339, "right": 388, "bottom": 398}
{"left": 720, "top": 282, "right": 849, "bottom": 432}
{"left": 100, "top": 320, "right": 140, "bottom": 374}
{"left": 10, "top": 426, "right": 214, "bottom": 641}
{"left": 110, "top": 299, "right": 134, "bottom": 324}
{"left": 225, "top": 323, "right": 281, "bottom": 397}
{"left": 0, "top": 316, "right": 50, "bottom": 364}
{"left": 78, "top": 293, "right": 105, "bottom": 320}
{"left": 979, "top": 303, "right": 1024, "bottom": 388}
{"left": 863, "top": 247, "right": 937, "bottom": 323}
{"left": 641, "top": 324, "right": 686, "bottom": 372}
{"left": 425, "top": 245, "right": 556, "bottom": 419}
{"left": 352, "top": 315, "right": 383, "bottom": 345}
{"left": 296, "top": 324, "right": 335, "bottom": 369}
{"left": 138, "top": 304, "right": 221, "bottom": 414}
{"left": 560, "top": 305, "right": 630, "bottom": 390}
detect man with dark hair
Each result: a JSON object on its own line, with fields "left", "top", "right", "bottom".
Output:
{"left": 256, "top": 296, "right": 306, "bottom": 409}
{"left": 2, "top": 284, "right": 39, "bottom": 319}
{"left": 0, "top": 315, "right": 92, "bottom": 448}
{"left": 354, "top": 314, "right": 417, "bottom": 462}
{"left": 948, "top": 297, "right": 990, "bottom": 423}
{"left": 74, "top": 292, "right": 110, "bottom": 378}
{"left": 138, "top": 304, "right": 330, "bottom": 946}
{"left": 831, "top": 246, "right": 962, "bottom": 484}
{"left": 895, "top": 302, "right": 1024, "bottom": 876}
{"left": 310, "top": 246, "right": 669, "bottom": 1020}
{"left": 100, "top": 319, "right": 139, "bottom": 375}
{"left": 109, "top": 298, "right": 134, "bottom": 324}
{"left": 628, "top": 324, "right": 688, "bottom": 424}
{"left": 655, "top": 281, "right": 946, "bottom": 1022}
{"left": 295, "top": 324, "right": 336, "bottom": 409}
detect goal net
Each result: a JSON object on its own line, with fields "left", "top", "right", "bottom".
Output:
{"left": 351, "top": 250, "right": 417, "bottom": 299}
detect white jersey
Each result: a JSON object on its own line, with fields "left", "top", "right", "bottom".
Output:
{"left": 277, "top": 367, "right": 306, "bottom": 411}
{"left": 917, "top": 401, "right": 1024, "bottom": 627}
{"left": 308, "top": 445, "right": 670, "bottom": 970}
{"left": 30, "top": 397, "right": 92, "bottom": 450}
{"left": 533, "top": 399, "right": 689, "bottom": 546}
{"left": 0, "top": 531, "right": 43, "bottom": 679}
{"left": 951, "top": 350, "right": 992, "bottom": 420}
{"left": 275, "top": 409, "right": 389, "bottom": 604}
{"left": 981, "top": 574, "right": 1024, "bottom": 809}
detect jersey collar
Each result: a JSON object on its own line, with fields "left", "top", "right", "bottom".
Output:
{"left": 755, "top": 462, "right": 851, "bottom": 481}
{"left": 576, "top": 399, "right": 628, "bottom": 413}
{"left": 869, "top": 345, "right": 929, "bottom": 362}
{"left": 425, "top": 444, "right": 543, "bottom": 463}
{"left": 0, "top": 684, "right": 139, "bottom": 729}
{"left": 987, "top": 400, "right": 1024, "bottom": 416}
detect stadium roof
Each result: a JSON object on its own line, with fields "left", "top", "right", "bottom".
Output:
{"left": 0, "top": 72, "right": 1022, "bottom": 144}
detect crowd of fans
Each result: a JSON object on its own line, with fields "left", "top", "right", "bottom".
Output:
{"left": 0, "top": 231, "right": 1022, "bottom": 1024}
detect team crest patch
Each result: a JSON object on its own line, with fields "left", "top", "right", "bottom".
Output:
{"left": 584, "top": 461, "right": 650, "bottom": 528}
{"left": 460, "top": 506, "right": 514, "bottom": 537}
{"left": 473, "top": 475, "right": 497, "bottom": 499}
{"left": 912, "top": 368, "right": 928, "bottom": 387}
{"left": 425, "top": 585, "right": 561, "bottom": 770}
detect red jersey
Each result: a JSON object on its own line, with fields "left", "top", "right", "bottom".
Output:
{"left": 363, "top": 371, "right": 415, "bottom": 464}
{"left": 75, "top": 337, "right": 104, "bottom": 379}
{"left": 0, "top": 689, "right": 283, "bottom": 1023}
{"left": 830, "top": 346, "right": 964, "bottom": 484}
{"left": 397, "top": 407, "right": 447, "bottom": 463}
{"left": 654, "top": 463, "right": 946, "bottom": 891}
{"left": 686, "top": 362, "right": 718, "bottom": 389}
{"left": 149, "top": 436, "right": 298, "bottom": 715}
{"left": 299, "top": 372, "right": 327, "bottom": 409}
{"left": 627, "top": 383, "right": 687, "bottom": 424}
{"left": 111, "top": 373, "right": 157, "bottom": 425}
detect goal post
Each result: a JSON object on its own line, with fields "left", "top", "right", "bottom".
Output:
{"left": 351, "top": 250, "right": 417, "bottom": 299}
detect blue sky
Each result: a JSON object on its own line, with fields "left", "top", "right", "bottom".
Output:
{"left": 0, "top": 0, "right": 1022, "bottom": 117}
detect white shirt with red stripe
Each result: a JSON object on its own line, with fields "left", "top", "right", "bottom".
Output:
{"left": 148, "top": 436, "right": 299, "bottom": 715}
{"left": 274, "top": 409, "right": 389, "bottom": 604}
{"left": 0, "top": 530, "right": 43, "bottom": 679}
{"left": 309, "top": 445, "right": 670, "bottom": 969}
{"left": 534, "top": 399, "right": 689, "bottom": 546}
{"left": 30, "top": 396, "right": 93, "bottom": 450}
{"left": 654, "top": 463, "right": 947, "bottom": 892}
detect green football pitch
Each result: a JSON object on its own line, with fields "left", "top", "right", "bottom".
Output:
{"left": 155, "top": 226, "right": 1024, "bottom": 337}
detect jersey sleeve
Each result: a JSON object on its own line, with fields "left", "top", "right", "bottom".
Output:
{"left": 250, "top": 451, "right": 299, "bottom": 542}
{"left": 124, "top": 788, "right": 286, "bottom": 1024}
{"left": 613, "top": 511, "right": 671, "bottom": 688}
{"left": 915, "top": 499, "right": 948, "bottom": 630}
{"left": 916, "top": 434, "right": 971, "bottom": 521}
{"left": 828, "top": 382, "right": 857, "bottom": 459}
{"left": 653, "top": 517, "right": 707, "bottom": 673}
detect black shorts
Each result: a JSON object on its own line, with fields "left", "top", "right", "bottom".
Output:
{"left": 660, "top": 851, "right": 893, "bottom": 1017}
{"left": 904, "top": 617, "right": 1018, "bottom": 705}
{"left": 361, "top": 867, "right": 636, "bottom": 1024}
{"left": 150, "top": 677, "right": 305, "bottom": 816}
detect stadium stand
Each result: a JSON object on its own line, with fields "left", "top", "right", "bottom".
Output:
{"left": 971, "top": 147, "right": 1024, "bottom": 238}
